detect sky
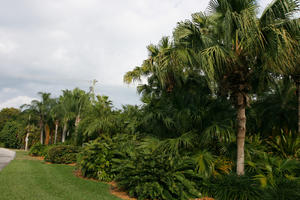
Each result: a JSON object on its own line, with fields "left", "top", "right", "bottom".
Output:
{"left": 0, "top": 0, "right": 273, "bottom": 109}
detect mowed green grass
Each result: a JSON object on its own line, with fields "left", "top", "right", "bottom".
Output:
{"left": 0, "top": 151, "right": 121, "bottom": 200}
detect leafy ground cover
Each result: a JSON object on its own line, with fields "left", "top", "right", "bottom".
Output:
{"left": 0, "top": 151, "right": 120, "bottom": 200}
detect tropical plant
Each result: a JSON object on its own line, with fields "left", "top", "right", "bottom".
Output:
{"left": 266, "top": 130, "right": 300, "bottom": 159}
{"left": 29, "top": 143, "right": 49, "bottom": 156}
{"left": 205, "top": 174, "right": 262, "bottom": 200}
{"left": 116, "top": 152, "right": 203, "bottom": 200}
{"left": 0, "top": 121, "right": 25, "bottom": 148}
{"left": 77, "top": 136, "right": 114, "bottom": 181}
{"left": 251, "top": 78, "right": 297, "bottom": 136}
{"left": 44, "top": 145, "right": 79, "bottom": 164}
{"left": 76, "top": 95, "right": 118, "bottom": 144}
{"left": 173, "top": 0, "right": 298, "bottom": 175}
{"left": 262, "top": 178, "right": 300, "bottom": 200}
{"left": 22, "top": 92, "right": 53, "bottom": 144}
{"left": 247, "top": 153, "right": 300, "bottom": 187}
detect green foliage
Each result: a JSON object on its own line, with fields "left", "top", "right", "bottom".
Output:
{"left": 0, "top": 108, "right": 20, "bottom": 132}
{"left": 28, "top": 143, "right": 49, "bottom": 156}
{"left": 266, "top": 130, "right": 300, "bottom": 159}
{"left": 262, "top": 178, "right": 300, "bottom": 200}
{"left": 76, "top": 95, "right": 119, "bottom": 144}
{"left": 116, "top": 152, "right": 202, "bottom": 200}
{"left": 0, "top": 121, "right": 24, "bottom": 148}
{"left": 247, "top": 153, "right": 300, "bottom": 187}
{"left": 45, "top": 145, "right": 79, "bottom": 164}
{"left": 206, "top": 174, "right": 262, "bottom": 200}
{"left": 78, "top": 133, "right": 139, "bottom": 182}
{"left": 78, "top": 137, "right": 114, "bottom": 181}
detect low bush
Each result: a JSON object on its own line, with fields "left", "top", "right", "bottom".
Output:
{"left": 78, "top": 134, "right": 139, "bottom": 181}
{"left": 77, "top": 137, "right": 113, "bottom": 181}
{"left": 45, "top": 145, "right": 79, "bottom": 164}
{"left": 29, "top": 143, "right": 48, "bottom": 156}
{"left": 116, "top": 152, "right": 203, "bottom": 200}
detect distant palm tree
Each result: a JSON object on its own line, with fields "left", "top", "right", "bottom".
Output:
{"left": 22, "top": 92, "right": 52, "bottom": 144}
{"left": 59, "top": 90, "right": 75, "bottom": 143}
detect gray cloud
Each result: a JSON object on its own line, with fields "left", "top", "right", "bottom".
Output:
{"left": 0, "top": 0, "right": 273, "bottom": 109}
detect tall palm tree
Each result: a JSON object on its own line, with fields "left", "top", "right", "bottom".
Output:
{"left": 174, "top": 0, "right": 298, "bottom": 175}
{"left": 59, "top": 90, "right": 75, "bottom": 143}
{"left": 284, "top": 19, "right": 300, "bottom": 133}
{"left": 49, "top": 98, "right": 61, "bottom": 144}
{"left": 22, "top": 92, "right": 52, "bottom": 144}
{"left": 59, "top": 88, "right": 90, "bottom": 143}
{"left": 124, "top": 36, "right": 183, "bottom": 93}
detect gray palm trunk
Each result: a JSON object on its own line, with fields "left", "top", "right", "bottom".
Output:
{"left": 236, "top": 92, "right": 247, "bottom": 176}
{"left": 75, "top": 115, "right": 80, "bottom": 127}
{"left": 40, "top": 121, "right": 44, "bottom": 145}
{"left": 54, "top": 120, "right": 58, "bottom": 144}
{"left": 25, "top": 133, "right": 29, "bottom": 151}
{"left": 62, "top": 122, "right": 67, "bottom": 143}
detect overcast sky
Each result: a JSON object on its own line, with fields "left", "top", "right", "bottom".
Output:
{"left": 0, "top": 0, "right": 273, "bottom": 109}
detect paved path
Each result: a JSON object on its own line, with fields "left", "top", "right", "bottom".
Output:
{"left": 0, "top": 148, "right": 16, "bottom": 171}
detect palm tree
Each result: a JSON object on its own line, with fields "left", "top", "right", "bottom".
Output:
{"left": 22, "top": 92, "right": 52, "bottom": 145}
{"left": 49, "top": 99, "right": 61, "bottom": 144}
{"left": 124, "top": 37, "right": 182, "bottom": 93}
{"left": 173, "top": 0, "right": 298, "bottom": 175}
{"left": 58, "top": 88, "right": 90, "bottom": 143}
{"left": 59, "top": 90, "right": 75, "bottom": 143}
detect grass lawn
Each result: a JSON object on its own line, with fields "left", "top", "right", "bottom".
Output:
{"left": 0, "top": 151, "right": 121, "bottom": 200}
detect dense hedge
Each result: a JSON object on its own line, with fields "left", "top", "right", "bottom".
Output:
{"left": 29, "top": 143, "right": 50, "bottom": 156}
{"left": 45, "top": 145, "right": 80, "bottom": 164}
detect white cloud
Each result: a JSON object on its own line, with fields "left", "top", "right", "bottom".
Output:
{"left": 0, "top": 96, "right": 36, "bottom": 110}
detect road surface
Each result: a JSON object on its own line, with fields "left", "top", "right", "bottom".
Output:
{"left": 0, "top": 148, "right": 15, "bottom": 171}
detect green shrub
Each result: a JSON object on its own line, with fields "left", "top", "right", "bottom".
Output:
{"left": 77, "top": 137, "right": 114, "bottom": 181}
{"left": 206, "top": 174, "right": 262, "bottom": 200}
{"left": 45, "top": 145, "right": 79, "bottom": 164}
{"left": 29, "top": 143, "right": 48, "bottom": 156}
{"left": 115, "top": 152, "right": 202, "bottom": 200}
{"left": 262, "top": 178, "right": 300, "bottom": 200}
{"left": 78, "top": 134, "right": 139, "bottom": 182}
{"left": 0, "top": 121, "right": 24, "bottom": 148}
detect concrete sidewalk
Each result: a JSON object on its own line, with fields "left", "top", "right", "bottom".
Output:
{"left": 0, "top": 148, "right": 16, "bottom": 171}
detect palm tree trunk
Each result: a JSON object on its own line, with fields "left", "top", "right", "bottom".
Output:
{"left": 40, "top": 121, "right": 44, "bottom": 144}
{"left": 62, "top": 122, "right": 67, "bottom": 143}
{"left": 54, "top": 120, "right": 58, "bottom": 144}
{"left": 236, "top": 93, "right": 246, "bottom": 176}
{"left": 25, "top": 133, "right": 29, "bottom": 151}
{"left": 75, "top": 115, "right": 80, "bottom": 127}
